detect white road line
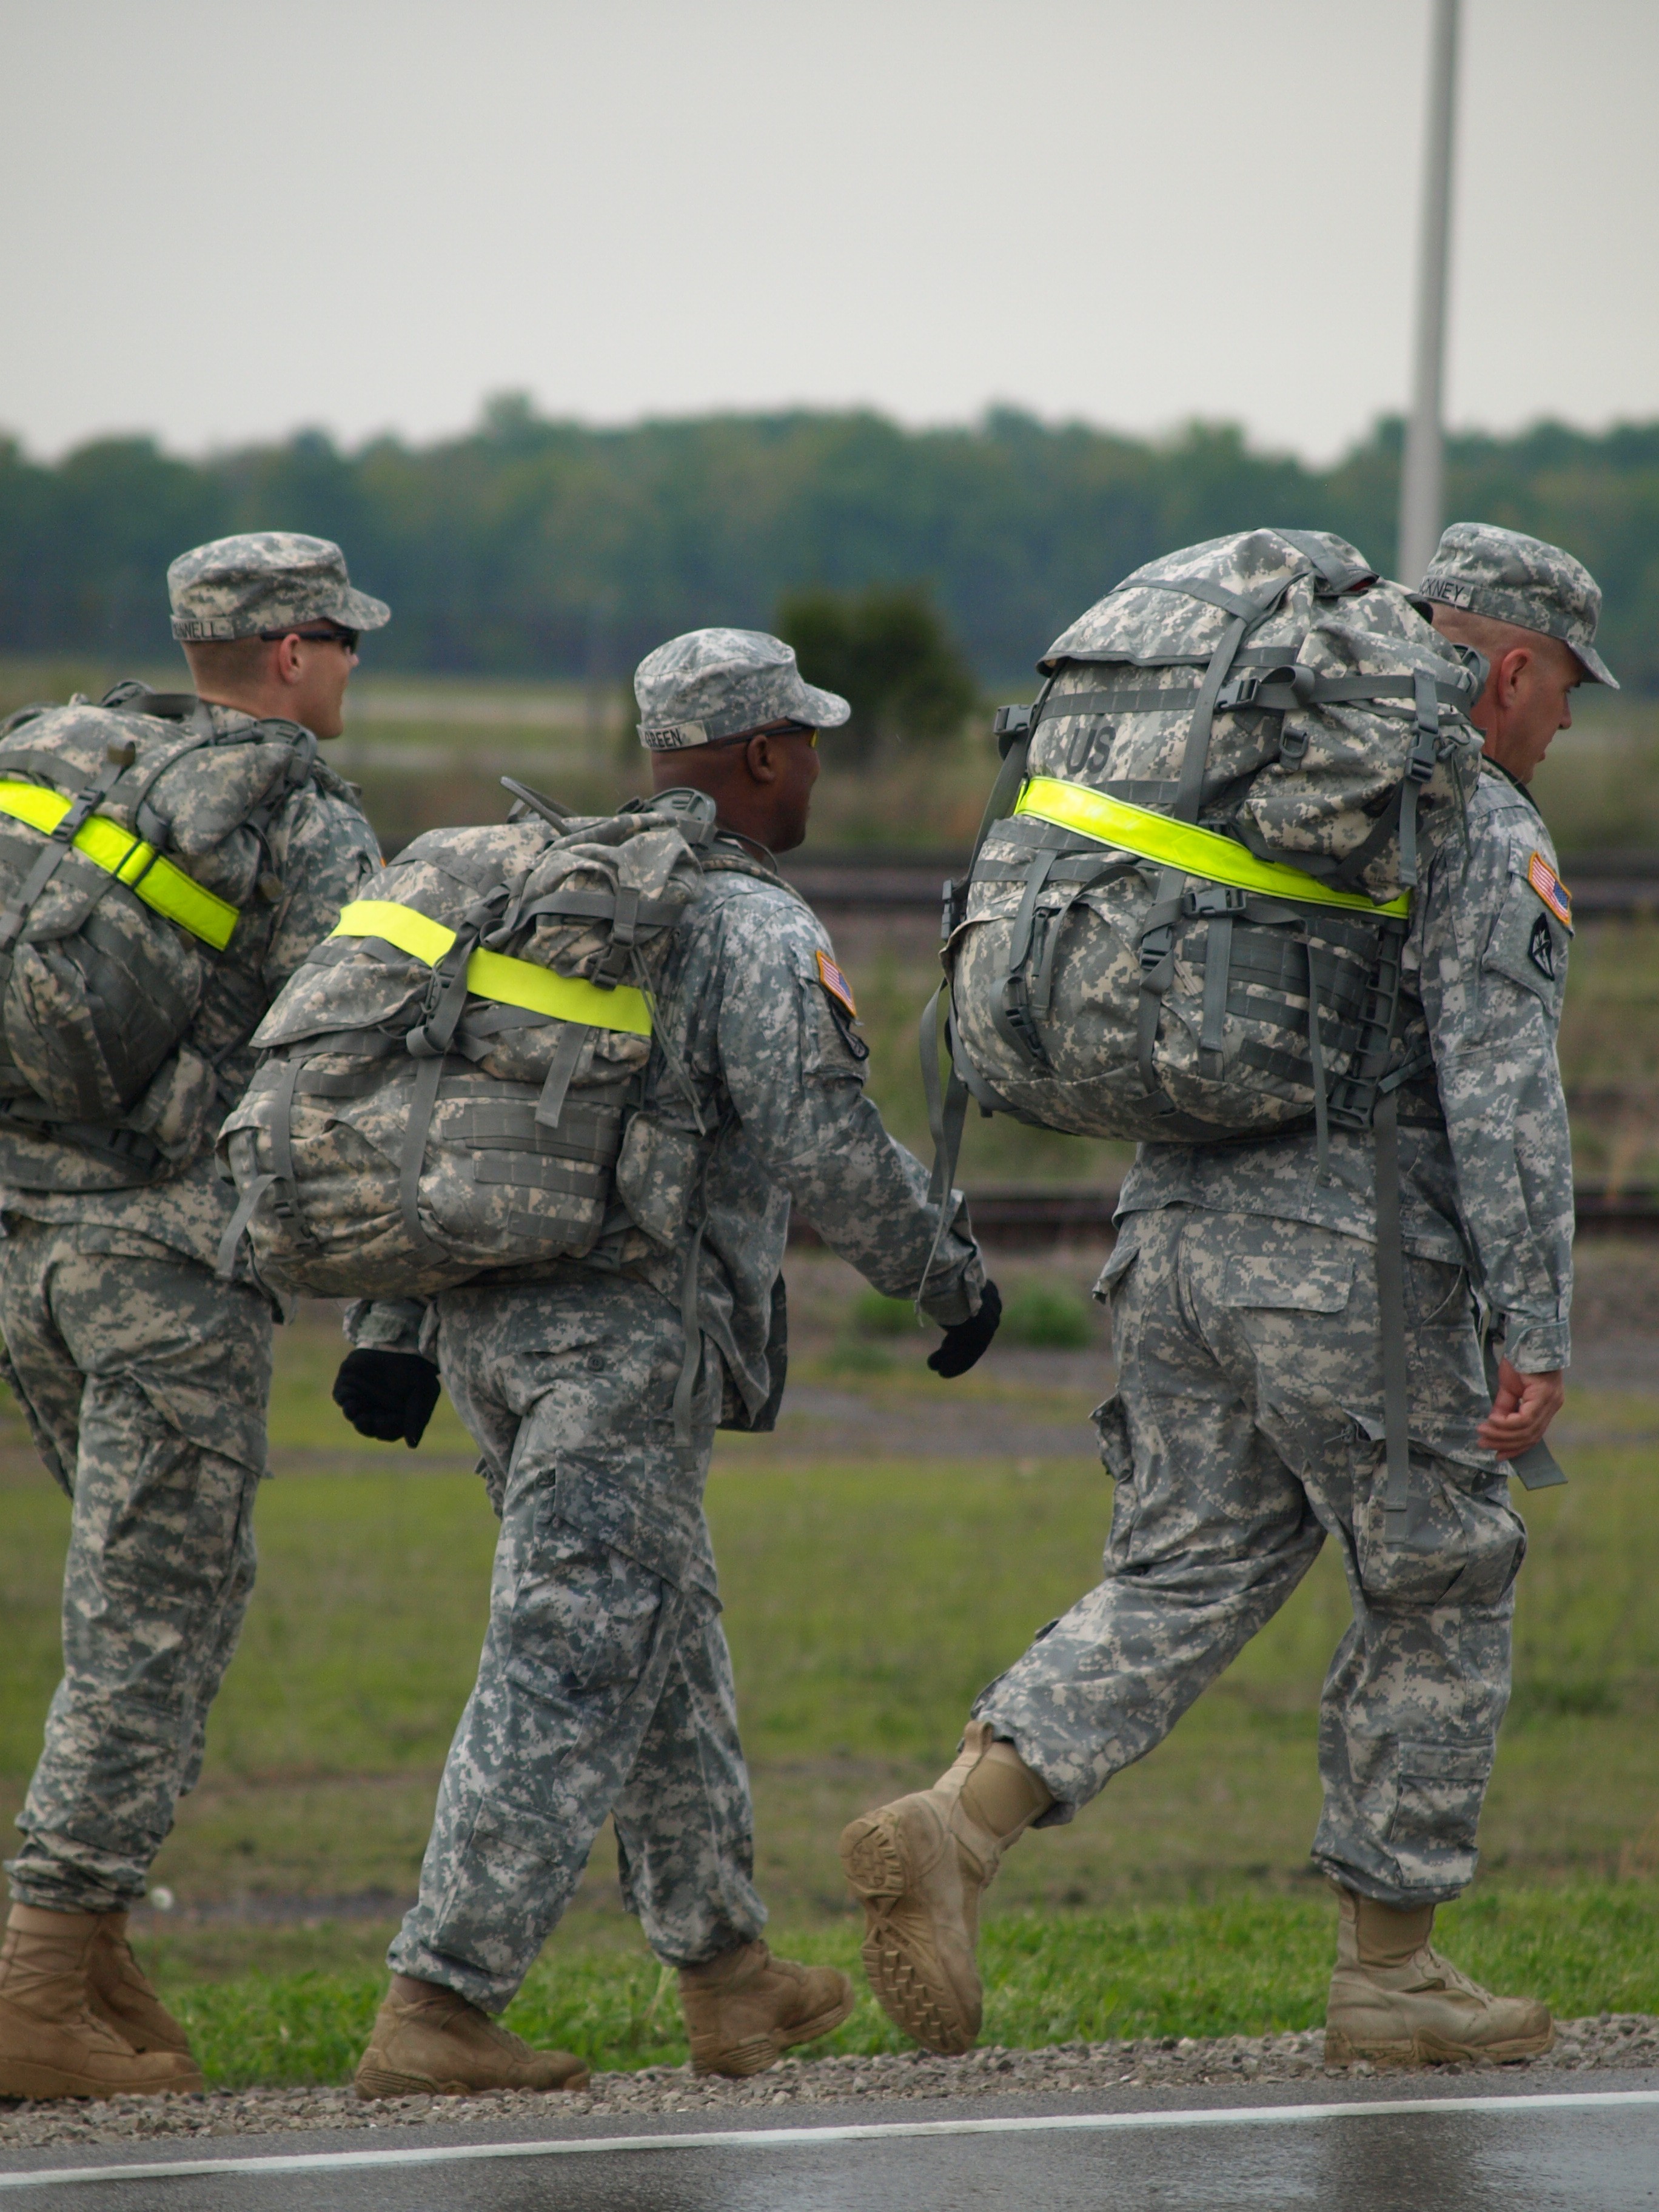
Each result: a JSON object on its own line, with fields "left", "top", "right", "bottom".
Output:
{"left": 2, "top": 2088, "right": 1657, "bottom": 2191}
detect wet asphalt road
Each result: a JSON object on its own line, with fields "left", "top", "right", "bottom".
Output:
{"left": 4, "top": 2076, "right": 1658, "bottom": 2211}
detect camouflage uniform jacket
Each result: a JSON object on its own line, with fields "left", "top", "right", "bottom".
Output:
{"left": 0, "top": 703, "right": 382, "bottom": 1272}
{"left": 1118, "top": 761, "right": 1573, "bottom": 1374}
{"left": 354, "top": 841, "right": 984, "bottom": 1424}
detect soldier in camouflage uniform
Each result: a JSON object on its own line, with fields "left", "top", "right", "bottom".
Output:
{"left": 340, "top": 629, "right": 998, "bottom": 2098}
{"left": 841, "top": 527, "right": 1602, "bottom": 2068}
{"left": 0, "top": 535, "right": 386, "bottom": 2099}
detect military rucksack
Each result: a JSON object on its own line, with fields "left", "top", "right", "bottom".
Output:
{"left": 0, "top": 683, "right": 330, "bottom": 1188}
{"left": 940, "top": 528, "right": 1486, "bottom": 1156}
{"left": 217, "top": 784, "right": 719, "bottom": 1298}
{"left": 930, "top": 528, "right": 1492, "bottom": 1546}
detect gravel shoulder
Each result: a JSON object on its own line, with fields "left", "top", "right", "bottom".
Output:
{"left": 4, "top": 2014, "right": 1657, "bottom": 2154}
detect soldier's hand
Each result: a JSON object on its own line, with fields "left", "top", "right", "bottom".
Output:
{"left": 1478, "top": 1358, "right": 1564, "bottom": 1458}
{"left": 927, "top": 1281, "right": 1002, "bottom": 1378}
{"left": 332, "top": 1349, "right": 442, "bottom": 1449}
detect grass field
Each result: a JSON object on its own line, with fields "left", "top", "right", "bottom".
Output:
{"left": 1, "top": 656, "right": 1657, "bottom": 2082}
{"left": 4, "top": 1252, "right": 1659, "bottom": 2083}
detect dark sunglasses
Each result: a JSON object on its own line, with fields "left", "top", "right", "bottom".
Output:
{"left": 259, "top": 623, "right": 360, "bottom": 651}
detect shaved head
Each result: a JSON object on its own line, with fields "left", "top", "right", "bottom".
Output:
{"left": 1429, "top": 607, "right": 1582, "bottom": 689}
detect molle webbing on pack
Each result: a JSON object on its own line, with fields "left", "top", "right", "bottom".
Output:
{"left": 0, "top": 780, "right": 240, "bottom": 950}
{"left": 330, "top": 902, "right": 654, "bottom": 1035}
{"left": 220, "top": 907, "right": 654, "bottom": 1281}
{"left": 939, "top": 529, "right": 1489, "bottom": 1546}
{"left": 219, "top": 788, "right": 720, "bottom": 1307}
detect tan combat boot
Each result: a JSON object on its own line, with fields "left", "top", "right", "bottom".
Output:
{"left": 87, "top": 1912, "right": 195, "bottom": 2056}
{"left": 355, "top": 1976, "right": 591, "bottom": 2099}
{"left": 1324, "top": 1886, "right": 1554, "bottom": 2065}
{"left": 679, "top": 1940, "right": 856, "bottom": 2077}
{"left": 839, "top": 1721, "right": 1051, "bottom": 2056}
{"left": 0, "top": 1904, "right": 205, "bottom": 2099}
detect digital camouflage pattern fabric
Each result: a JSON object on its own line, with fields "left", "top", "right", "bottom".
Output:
{"left": 1, "top": 701, "right": 380, "bottom": 1912}
{"left": 975, "top": 1203, "right": 1526, "bottom": 1906}
{"left": 1119, "top": 760, "right": 1574, "bottom": 1373}
{"left": 387, "top": 1275, "right": 765, "bottom": 2009}
{"left": 223, "top": 795, "right": 712, "bottom": 1299}
{"left": 369, "top": 845, "right": 984, "bottom": 2007}
{"left": 168, "top": 533, "right": 390, "bottom": 644}
{"left": 1417, "top": 522, "right": 1617, "bottom": 688}
{"left": 973, "top": 739, "right": 1574, "bottom": 1906}
{"left": 0, "top": 1227, "right": 272, "bottom": 1912}
{"left": 354, "top": 840, "right": 984, "bottom": 1413}
{"left": 634, "top": 629, "right": 850, "bottom": 749}
{"left": 2, "top": 702, "right": 383, "bottom": 1265}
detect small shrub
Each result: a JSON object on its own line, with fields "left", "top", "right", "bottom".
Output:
{"left": 1001, "top": 1284, "right": 1094, "bottom": 1350}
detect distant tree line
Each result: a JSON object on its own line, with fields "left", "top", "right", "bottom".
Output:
{"left": 3, "top": 394, "right": 1657, "bottom": 691}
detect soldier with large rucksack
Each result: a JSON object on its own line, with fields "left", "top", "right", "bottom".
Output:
{"left": 840, "top": 525, "right": 1594, "bottom": 2073}
{"left": 238, "top": 628, "right": 995, "bottom": 2099}
{"left": 0, "top": 534, "right": 386, "bottom": 2102}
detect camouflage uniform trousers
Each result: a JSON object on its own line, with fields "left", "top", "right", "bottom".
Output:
{"left": 388, "top": 1272, "right": 766, "bottom": 2014}
{"left": 0, "top": 1221, "right": 272, "bottom": 1913}
{"left": 976, "top": 1205, "right": 1528, "bottom": 1906}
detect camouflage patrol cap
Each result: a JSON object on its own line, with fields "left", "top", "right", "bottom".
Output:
{"left": 168, "top": 532, "right": 392, "bottom": 643}
{"left": 634, "top": 628, "right": 851, "bottom": 750}
{"left": 1416, "top": 521, "right": 1617, "bottom": 688}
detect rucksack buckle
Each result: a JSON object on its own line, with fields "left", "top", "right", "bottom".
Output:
{"left": 1215, "top": 673, "right": 1264, "bottom": 710}
{"left": 993, "top": 704, "right": 1033, "bottom": 757}
{"left": 1139, "top": 922, "right": 1175, "bottom": 971}
{"left": 941, "top": 877, "right": 967, "bottom": 940}
{"left": 1182, "top": 883, "right": 1250, "bottom": 919}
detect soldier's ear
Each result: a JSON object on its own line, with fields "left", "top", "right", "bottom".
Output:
{"left": 742, "top": 733, "right": 781, "bottom": 786}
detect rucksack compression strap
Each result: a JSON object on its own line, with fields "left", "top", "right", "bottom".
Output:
{"left": 1012, "top": 779, "right": 1412, "bottom": 920}
{"left": 0, "top": 780, "right": 240, "bottom": 951}
{"left": 330, "top": 900, "right": 653, "bottom": 1035}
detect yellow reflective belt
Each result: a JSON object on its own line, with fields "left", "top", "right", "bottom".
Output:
{"left": 0, "top": 779, "right": 240, "bottom": 950}
{"left": 1013, "top": 776, "right": 1412, "bottom": 919}
{"left": 332, "top": 899, "right": 654, "bottom": 1036}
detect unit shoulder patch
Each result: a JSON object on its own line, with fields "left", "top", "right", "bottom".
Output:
{"left": 1525, "top": 850, "right": 1572, "bottom": 929}
{"left": 815, "top": 948, "right": 858, "bottom": 1019}
{"left": 1528, "top": 913, "right": 1557, "bottom": 980}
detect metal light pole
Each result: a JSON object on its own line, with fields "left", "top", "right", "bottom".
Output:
{"left": 1398, "top": 0, "right": 1460, "bottom": 584}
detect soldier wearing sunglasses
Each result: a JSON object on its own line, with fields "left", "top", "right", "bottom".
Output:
{"left": 0, "top": 533, "right": 386, "bottom": 2099}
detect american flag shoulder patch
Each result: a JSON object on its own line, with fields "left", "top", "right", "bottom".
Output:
{"left": 816, "top": 948, "right": 857, "bottom": 1018}
{"left": 1526, "top": 851, "right": 1572, "bottom": 928}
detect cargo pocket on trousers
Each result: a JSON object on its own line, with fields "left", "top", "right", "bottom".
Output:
{"left": 1386, "top": 1738, "right": 1492, "bottom": 1858}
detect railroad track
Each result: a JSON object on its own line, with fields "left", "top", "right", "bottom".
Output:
{"left": 791, "top": 1184, "right": 1659, "bottom": 1248}
{"left": 780, "top": 848, "right": 1659, "bottom": 919}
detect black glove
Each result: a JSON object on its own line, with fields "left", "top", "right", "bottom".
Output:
{"left": 927, "top": 1280, "right": 1002, "bottom": 1378}
{"left": 332, "top": 1349, "right": 442, "bottom": 1448}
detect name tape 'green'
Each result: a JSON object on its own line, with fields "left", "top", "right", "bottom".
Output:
{"left": 331, "top": 899, "right": 653, "bottom": 1035}
{"left": 1013, "top": 777, "right": 1412, "bottom": 919}
{"left": 0, "top": 779, "right": 240, "bottom": 950}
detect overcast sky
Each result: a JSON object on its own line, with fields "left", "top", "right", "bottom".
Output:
{"left": 2, "top": 0, "right": 1654, "bottom": 463}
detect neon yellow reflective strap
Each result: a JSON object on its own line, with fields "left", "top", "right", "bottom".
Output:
{"left": 1013, "top": 776, "right": 1411, "bottom": 920}
{"left": 0, "top": 779, "right": 240, "bottom": 950}
{"left": 331, "top": 899, "right": 653, "bottom": 1036}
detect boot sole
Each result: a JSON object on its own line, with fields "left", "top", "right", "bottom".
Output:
{"left": 690, "top": 1985, "right": 859, "bottom": 2079}
{"left": 840, "top": 1814, "right": 979, "bottom": 2058}
{"left": 355, "top": 2059, "right": 591, "bottom": 2100}
{"left": 0, "top": 2057, "right": 204, "bottom": 2099}
{"left": 1324, "top": 2023, "right": 1555, "bottom": 2067}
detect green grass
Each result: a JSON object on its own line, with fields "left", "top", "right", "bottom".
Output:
{"left": 5, "top": 1271, "right": 1659, "bottom": 2082}
{"left": 147, "top": 1886, "right": 1659, "bottom": 2086}
{"left": 1002, "top": 1283, "right": 1096, "bottom": 1349}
